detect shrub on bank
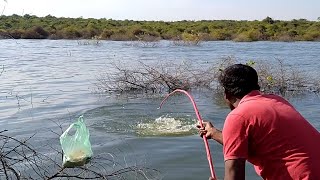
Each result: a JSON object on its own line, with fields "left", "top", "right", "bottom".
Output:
{"left": 233, "top": 33, "right": 254, "bottom": 42}
{"left": 2, "top": 15, "right": 319, "bottom": 41}
{"left": 21, "top": 26, "right": 49, "bottom": 39}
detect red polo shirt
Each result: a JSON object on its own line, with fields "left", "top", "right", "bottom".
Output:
{"left": 223, "top": 90, "right": 320, "bottom": 179}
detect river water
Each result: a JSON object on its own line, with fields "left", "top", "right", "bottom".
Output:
{"left": 0, "top": 40, "right": 319, "bottom": 179}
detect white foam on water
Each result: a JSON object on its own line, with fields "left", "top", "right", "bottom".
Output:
{"left": 136, "top": 116, "right": 198, "bottom": 136}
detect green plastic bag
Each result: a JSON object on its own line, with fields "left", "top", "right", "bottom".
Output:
{"left": 60, "top": 115, "right": 93, "bottom": 168}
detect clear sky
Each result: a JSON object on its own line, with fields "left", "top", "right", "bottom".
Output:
{"left": 1, "top": 0, "right": 319, "bottom": 21}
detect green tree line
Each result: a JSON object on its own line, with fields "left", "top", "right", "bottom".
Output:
{"left": 0, "top": 14, "right": 320, "bottom": 41}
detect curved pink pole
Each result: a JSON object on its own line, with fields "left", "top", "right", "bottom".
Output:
{"left": 159, "top": 89, "right": 216, "bottom": 179}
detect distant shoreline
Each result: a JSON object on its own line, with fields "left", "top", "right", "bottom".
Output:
{"left": 1, "top": 15, "right": 319, "bottom": 42}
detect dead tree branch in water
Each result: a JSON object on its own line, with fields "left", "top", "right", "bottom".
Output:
{"left": 123, "top": 35, "right": 161, "bottom": 48}
{"left": 0, "top": 130, "right": 161, "bottom": 179}
{"left": 95, "top": 57, "right": 319, "bottom": 97}
{"left": 95, "top": 60, "right": 218, "bottom": 94}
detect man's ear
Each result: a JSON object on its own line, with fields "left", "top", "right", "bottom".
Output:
{"left": 224, "top": 91, "right": 231, "bottom": 100}
{"left": 225, "top": 91, "right": 236, "bottom": 104}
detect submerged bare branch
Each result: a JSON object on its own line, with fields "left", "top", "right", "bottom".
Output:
{"left": 0, "top": 130, "right": 162, "bottom": 179}
{"left": 95, "top": 57, "right": 319, "bottom": 97}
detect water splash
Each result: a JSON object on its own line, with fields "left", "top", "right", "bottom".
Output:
{"left": 136, "top": 116, "right": 198, "bottom": 136}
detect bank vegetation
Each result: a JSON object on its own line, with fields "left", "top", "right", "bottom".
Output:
{"left": 1, "top": 15, "right": 320, "bottom": 42}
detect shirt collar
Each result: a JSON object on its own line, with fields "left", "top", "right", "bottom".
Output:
{"left": 238, "top": 90, "right": 261, "bottom": 105}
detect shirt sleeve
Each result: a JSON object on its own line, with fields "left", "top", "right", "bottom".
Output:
{"left": 223, "top": 113, "right": 249, "bottom": 161}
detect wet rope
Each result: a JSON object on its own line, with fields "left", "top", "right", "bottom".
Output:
{"left": 159, "top": 89, "right": 216, "bottom": 179}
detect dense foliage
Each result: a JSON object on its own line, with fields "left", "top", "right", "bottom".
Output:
{"left": 0, "top": 14, "right": 320, "bottom": 41}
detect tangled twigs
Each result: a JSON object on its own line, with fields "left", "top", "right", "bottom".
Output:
{"left": 95, "top": 57, "right": 320, "bottom": 97}
{"left": 0, "top": 130, "right": 161, "bottom": 179}
{"left": 95, "top": 60, "right": 218, "bottom": 94}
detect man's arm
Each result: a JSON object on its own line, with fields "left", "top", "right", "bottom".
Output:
{"left": 211, "top": 128, "right": 223, "bottom": 145}
{"left": 224, "top": 159, "right": 246, "bottom": 180}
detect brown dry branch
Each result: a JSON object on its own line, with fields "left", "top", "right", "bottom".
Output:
{"left": 95, "top": 57, "right": 319, "bottom": 97}
{"left": 171, "top": 33, "right": 203, "bottom": 46}
{"left": 171, "top": 39, "right": 201, "bottom": 46}
{"left": 0, "top": 129, "right": 161, "bottom": 180}
{"left": 249, "top": 58, "right": 310, "bottom": 96}
{"left": 95, "top": 60, "right": 219, "bottom": 94}
{"left": 123, "top": 35, "right": 161, "bottom": 48}
{"left": 171, "top": 38, "right": 202, "bottom": 46}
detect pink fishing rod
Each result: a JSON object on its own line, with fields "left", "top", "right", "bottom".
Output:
{"left": 159, "top": 89, "right": 217, "bottom": 179}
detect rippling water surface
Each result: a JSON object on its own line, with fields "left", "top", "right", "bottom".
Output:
{"left": 1, "top": 40, "right": 319, "bottom": 179}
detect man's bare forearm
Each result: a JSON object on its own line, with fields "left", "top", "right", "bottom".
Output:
{"left": 212, "top": 129, "right": 223, "bottom": 145}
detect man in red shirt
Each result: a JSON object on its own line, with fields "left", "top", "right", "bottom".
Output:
{"left": 199, "top": 64, "right": 320, "bottom": 180}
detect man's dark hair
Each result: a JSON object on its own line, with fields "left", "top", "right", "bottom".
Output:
{"left": 218, "top": 64, "right": 260, "bottom": 98}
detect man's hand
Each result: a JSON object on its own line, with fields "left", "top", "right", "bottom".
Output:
{"left": 197, "top": 121, "right": 215, "bottom": 139}
{"left": 197, "top": 121, "right": 223, "bottom": 145}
